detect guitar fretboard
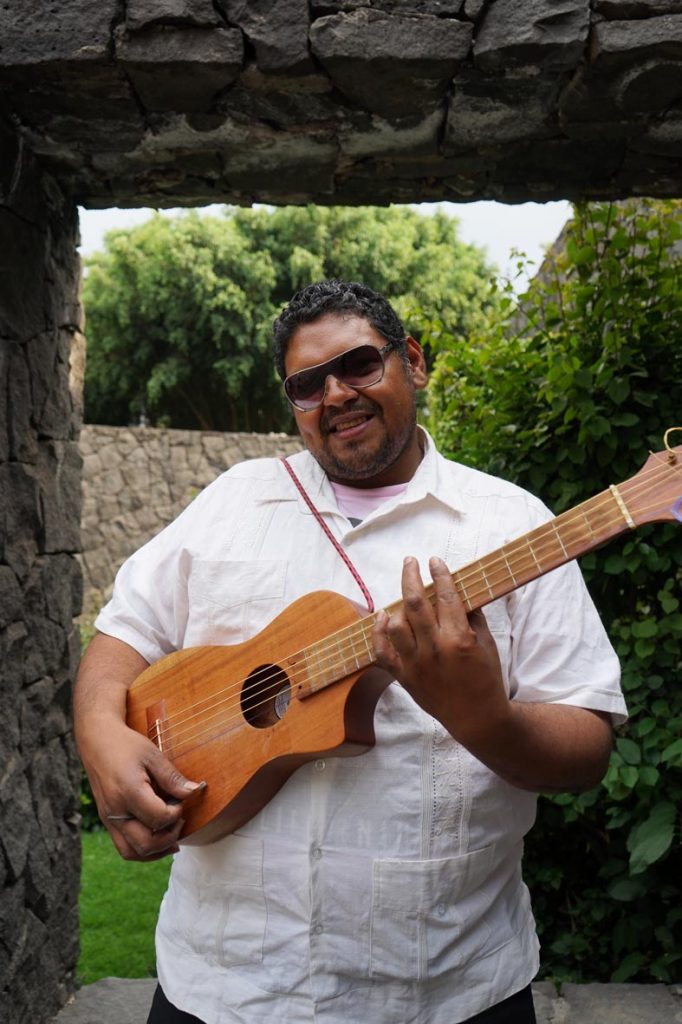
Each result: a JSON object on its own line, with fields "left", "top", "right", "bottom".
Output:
{"left": 300, "top": 484, "right": 633, "bottom": 696}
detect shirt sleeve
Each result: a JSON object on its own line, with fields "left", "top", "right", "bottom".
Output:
{"left": 94, "top": 491, "right": 202, "bottom": 664}
{"left": 505, "top": 520, "right": 627, "bottom": 727}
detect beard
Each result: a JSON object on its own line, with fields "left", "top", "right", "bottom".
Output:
{"left": 312, "top": 400, "right": 418, "bottom": 485}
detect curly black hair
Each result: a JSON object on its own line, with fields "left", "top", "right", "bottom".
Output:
{"left": 272, "top": 280, "right": 409, "bottom": 380}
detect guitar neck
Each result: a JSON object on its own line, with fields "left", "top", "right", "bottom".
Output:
{"left": 299, "top": 482, "right": 636, "bottom": 696}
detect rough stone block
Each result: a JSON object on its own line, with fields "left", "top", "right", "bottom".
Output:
{"left": 531, "top": 982, "right": 557, "bottom": 1023}
{"left": 116, "top": 25, "right": 244, "bottom": 112}
{"left": 0, "top": 212, "right": 49, "bottom": 341}
{"left": 36, "top": 441, "right": 83, "bottom": 556}
{"left": 0, "top": 566, "right": 23, "bottom": 632}
{"left": 310, "top": 9, "right": 472, "bottom": 117}
{"left": 218, "top": 80, "right": 348, "bottom": 129}
{"left": 631, "top": 111, "right": 682, "bottom": 154}
{"left": 591, "top": 14, "right": 682, "bottom": 72}
{"left": 0, "top": 0, "right": 117, "bottom": 65}
{"left": 445, "top": 87, "right": 557, "bottom": 151}
{"left": 311, "top": 0, "right": 465, "bottom": 12}
{"left": 127, "top": 0, "right": 222, "bottom": 30}
{"left": 561, "top": 982, "right": 682, "bottom": 1022}
{"left": 495, "top": 137, "right": 625, "bottom": 191}
{"left": 0, "top": 771, "right": 32, "bottom": 881}
{"left": 339, "top": 107, "right": 442, "bottom": 158}
{"left": 463, "top": 0, "right": 486, "bottom": 18}
{"left": 475, "top": 0, "right": 590, "bottom": 71}
{"left": 0, "top": 463, "right": 40, "bottom": 580}
{"left": 594, "top": 0, "right": 682, "bottom": 15}
{"left": 0, "top": 878, "right": 26, "bottom": 957}
{"left": 220, "top": 0, "right": 313, "bottom": 73}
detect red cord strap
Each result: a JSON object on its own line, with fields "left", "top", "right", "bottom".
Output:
{"left": 280, "top": 457, "right": 375, "bottom": 612}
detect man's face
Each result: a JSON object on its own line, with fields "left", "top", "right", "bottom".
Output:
{"left": 283, "top": 313, "right": 427, "bottom": 487}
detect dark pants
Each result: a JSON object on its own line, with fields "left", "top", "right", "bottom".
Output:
{"left": 147, "top": 982, "right": 537, "bottom": 1023}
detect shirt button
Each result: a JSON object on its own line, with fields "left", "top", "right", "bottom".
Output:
{"left": 312, "top": 847, "right": 322, "bottom": 860}
{"left": 315, "top": 759, "right": 326, "bottom": 771}
{"left": 313, "top": 924, "right": 323, "bottom": 934}
{"left": 434, "top": 826, "right": 442, "bottom": 836}
{"left": 437, "top": 902, "right": 447, "bottom": 917}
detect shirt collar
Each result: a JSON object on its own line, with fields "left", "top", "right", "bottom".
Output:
{"left": 257, "top": 427, "right": 464, "bottom": 516}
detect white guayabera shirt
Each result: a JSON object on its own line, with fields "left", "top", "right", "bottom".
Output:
{"left": 97, "top": 430, "right": 626, "bottom": 1024}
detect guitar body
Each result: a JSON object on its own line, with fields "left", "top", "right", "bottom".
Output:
{"left": 127, "top": 590, "right": 391, "bottom": 845}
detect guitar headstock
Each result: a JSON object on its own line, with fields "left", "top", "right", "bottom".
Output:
{"left": 620, "top": 429, "right": 682, "bottom": 527}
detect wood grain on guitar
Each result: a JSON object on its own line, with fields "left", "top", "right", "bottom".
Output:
{"left": 126, "top": 436, "right": 682, "bottom": 846}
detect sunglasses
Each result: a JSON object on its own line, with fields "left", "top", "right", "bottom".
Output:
{"left": 283, "top": 341, "right": 399, "bottom": 411}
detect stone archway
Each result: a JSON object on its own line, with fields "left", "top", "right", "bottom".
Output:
{"left": 1, "top": 2, "right": 681, "bottom": 1019}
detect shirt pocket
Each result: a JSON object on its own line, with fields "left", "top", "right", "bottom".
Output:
{"left": 186, "top": 559, "right": 288, "bottom": 645}
{"left": 170, "top": 835, "right": 267, "bottom": 968}
{"left": 369, "top": 845, "right": 496, "bottom": 982}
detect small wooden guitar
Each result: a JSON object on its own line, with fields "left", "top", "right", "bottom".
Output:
{"left": 127, "top": 433, "right": 682, "bottom": 845}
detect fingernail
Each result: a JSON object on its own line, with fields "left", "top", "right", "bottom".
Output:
{"left": 183, "top": 779, "right": 207, "bottom": 792}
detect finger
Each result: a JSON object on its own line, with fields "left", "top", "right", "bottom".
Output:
{"left": 145, "top": 748, "right": 204, "bottom": 803}
{"left": 126, "top": 752, "right": 205, "bottom": 832}
{"left": 429, "top": 557, "right": 470, "bottom": 632}
{"left": 400, "top": 556, "right": 437, "bottom": 643}
{"left": 109, "top": 815, "right": 185, "bottom": 861}
{"left": 373, "top": 609, "right": 402, "bottom": 674}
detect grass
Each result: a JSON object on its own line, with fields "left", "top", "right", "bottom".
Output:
{"left": 78, "top": 830, "right": 172, "bottom": 984}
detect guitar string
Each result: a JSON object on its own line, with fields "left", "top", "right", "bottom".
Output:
{"left": 148, "top": 461, "right": 680, "bottom": 754}
{"left": 149, "top": 460, "right": 681, "bottom": 751}
{"left": 152, "top": 468, "right": 680, "bottom": 754}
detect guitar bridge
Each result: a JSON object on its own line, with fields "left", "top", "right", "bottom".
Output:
{"left": 145, "top": 700, "right": 171, "bottom": 754}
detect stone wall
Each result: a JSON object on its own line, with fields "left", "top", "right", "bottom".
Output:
{"left": 1, "top": 1, "right": 682, "bottom": 206}
{"left": 79, "top": 425, "right": 302, "bottom": 615}
{"left": 0, "top": 119, "right": 83, "bottom": 1022}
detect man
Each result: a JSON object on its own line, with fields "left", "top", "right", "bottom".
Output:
{"left": 75, "top": 280, "right": 626, "bottom": 1024}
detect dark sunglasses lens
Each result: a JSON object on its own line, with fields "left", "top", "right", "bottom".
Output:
{"left": 286, "top": 345, "right": 386, "bottom": 410}
{"left": 286, "top": 367, "right": 326, "bottom": 409}
{"left": 341, "top": 346, "right": 384, "bottom": 386}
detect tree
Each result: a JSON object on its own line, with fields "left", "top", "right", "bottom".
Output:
{"left": 426, "top": 199, "right": 682, "bottom": 984}
{"left": 83, "top": 205, "right": 496, "bottom": 432}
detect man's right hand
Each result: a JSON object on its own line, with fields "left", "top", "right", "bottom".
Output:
{"left": 75, "top": 632, "right": 203, "bottom": 861}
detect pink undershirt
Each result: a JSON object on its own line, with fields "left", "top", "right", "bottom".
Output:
{"left": 330, "top": 480, "right": 409, "bottom": 525}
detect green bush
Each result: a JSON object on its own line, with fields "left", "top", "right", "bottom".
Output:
{"left": 426, "top": 200, "right": 682, "bottom": 984}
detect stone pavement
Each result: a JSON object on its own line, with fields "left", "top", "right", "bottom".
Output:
{"left": 52, "top": 979, "right": 682, "bottom": 1023}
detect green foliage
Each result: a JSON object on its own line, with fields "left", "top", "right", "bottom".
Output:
{"left": 426, "top": 200, "right": 682, "bottom": 984}
{"left": 83, "top": 205, "right": 495, "bottom": 432}
{"left": 79, "top": 830, "right": 171, "bottom": 983}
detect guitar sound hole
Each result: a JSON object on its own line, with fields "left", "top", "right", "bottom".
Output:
{"left": 241, "top": 664, "right": 291, "bottom": 729}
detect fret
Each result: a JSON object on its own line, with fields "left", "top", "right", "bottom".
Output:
{"left": 551, "top": 519, "right": 569, "bottom": 558}
{"left": 526, "top": 536, "right": 542, "bottom": 573}
{"left": 478, "top": 558, "right": 495, "bottom": 600}
{"left": 501, "top": 549, "right": 519, "bottom": 587}
{"left": 362, "top": 624, "right": 373, "bottom": 660}
{"left": 453, "top": 575, "right": 473, "bottom": 611}
{"left": 582, "top": 510, "right": 596, "bottom": 541}
{"left": 347, "top": 627, "right": 362, "bottom": 669}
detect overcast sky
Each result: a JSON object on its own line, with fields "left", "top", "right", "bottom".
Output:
{"left": 78, "top": 199, "right": 572, "bottom": 289}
